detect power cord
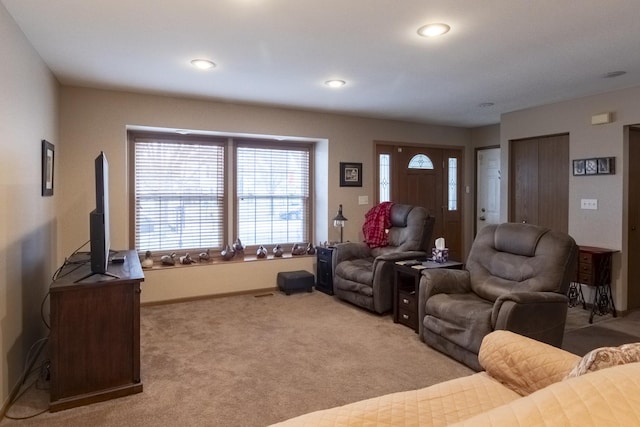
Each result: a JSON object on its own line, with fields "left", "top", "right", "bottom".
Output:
{"left": 5, "top": 240, "right": 97, "bottom": 420}
{"left": 52, "top": 239, "right": 90, "bottom": 282}
{"left": 2, "top": 337, "right": 50, "bottom": 421}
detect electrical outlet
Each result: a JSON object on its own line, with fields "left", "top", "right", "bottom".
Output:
{"left": 358, "top": 196, "right": 369, "bottom": 205}
{"left": 581, "top": 199, "right": 598, "bottom": 210}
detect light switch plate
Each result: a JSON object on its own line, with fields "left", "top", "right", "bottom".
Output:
{"left": 358, "top": 195, "right": 369, "bottom": 205}
{"left": 581, "top": 199, "right": 598, "bottom": 210}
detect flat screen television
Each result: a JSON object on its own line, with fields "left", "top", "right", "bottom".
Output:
{"left": 90, "top": 151, "right": 110, "bottom": 274}
{"left": 77, "top": 151, "right": 117, "bottom": 281}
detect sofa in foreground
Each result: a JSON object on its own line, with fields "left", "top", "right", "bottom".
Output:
{"left": 270, "top": 331, "right": 640, "bottom": 426}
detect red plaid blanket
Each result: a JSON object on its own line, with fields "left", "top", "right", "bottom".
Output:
{"left": 362, "top": 202, "right": 394, "bottom": 248}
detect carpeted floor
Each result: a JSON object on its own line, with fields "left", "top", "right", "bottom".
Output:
{"left": 4, "top": 292, "right": 639, "bottom": 426}
{"left": 2, "top": 291, "right": 473, "bottom": 426}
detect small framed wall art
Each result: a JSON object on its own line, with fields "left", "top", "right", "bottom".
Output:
{"left": 572, "top": 157, "right": 615, "bottom": 176}
{"left": 41, "top": 139, "right": 55, "bottom": 196}
{"left": 339, "top": 162, "right": 362, "bottom": 187}
{"left": 597, "top": 157, "right": 615, "bottom": 174}
{"left": 572, "top": 159, "right": 585, "bottom": 176}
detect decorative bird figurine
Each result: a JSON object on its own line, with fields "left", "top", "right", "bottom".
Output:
{"left": 141, "top": 250, "right": 154, "bottom": 269}
{"left": 233, "top": 238, "right": 245, "bottom": 254}
{"left": 179, "top": 253, "right": 195, "bottom": 265}
{"left": 257, "top": 245, "right": 268, "bottom": 258}
{"left": 221, "top": 244, "right": 235, "bottom": 260}
{"left": 292, "top": 243, "right": 306, "bottom": 256}
{"left": 273, "top": 244, "right": 283, "bottom": 257}
{"left": 306, "top": 243, "right": 315, "bottom": 255}
{"left": 198, "top": 248, "right": 211, "bottom": 262}
{"left": 161, "top": 252, "right": 176, "bottom": 266}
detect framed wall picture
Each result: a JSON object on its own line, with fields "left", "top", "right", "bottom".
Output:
{"left": 573, "top": 156, "right": 615, "bottom": 176}
{"left": 42, "top": 139, "right": 55, "bottom": 196}
{"left": 598, "top": 157, "right": 615, "bottom": 174}
{"left": 572, "top": 159, "right": 585, "bottom": 176}
{"left": 585, "top": 158, "right": 598, "bottom": 175}
{"left": 339, "top": 162, "right": 362, "bottom": 187}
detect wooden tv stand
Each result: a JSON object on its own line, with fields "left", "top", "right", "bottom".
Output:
{"left": 49, "top": 250, "right": 144, "bottom": 412}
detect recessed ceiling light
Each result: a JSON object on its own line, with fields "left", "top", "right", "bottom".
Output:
{"left": 478, "top": 102, "right": 495, "bottom": 108}
{"left": 325, "top": 80, "right": 346, "bottom": 88}
{"left": 190, "top": 59, "right": 216, "bottom": 70}
{"left": 602, "top": 70, "right": 626, "bottom": 78}
{"left": 417, "top": 23, "right": 451, "bottom": 38}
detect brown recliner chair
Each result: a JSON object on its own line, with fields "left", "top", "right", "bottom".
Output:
{"left": 418, "top": 222, "right": 578, "bottom": 371}
{"left": 333, "top": 204, "right": 434, "bottom": 314}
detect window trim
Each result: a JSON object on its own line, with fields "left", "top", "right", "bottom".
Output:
{"left": 128, "top": 131, "right": 314, "bottom": 258}
{"left": 233, "top": 138, "right": 314, "bottom": 251}
{"left": 128, "top": 131, "right": 228, "bottom": 255}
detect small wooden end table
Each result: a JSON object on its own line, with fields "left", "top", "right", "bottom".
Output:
{"left": 393, "top": 259, "right": 463, "bottom": 332}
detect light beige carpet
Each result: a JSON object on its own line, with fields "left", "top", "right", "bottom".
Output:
{"left": 2, "top": 291, "right": 473, "bottom": 426}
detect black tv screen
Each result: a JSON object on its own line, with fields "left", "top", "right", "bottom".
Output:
{"left": 89, "top": 151, "right": 110, "bottom": 274}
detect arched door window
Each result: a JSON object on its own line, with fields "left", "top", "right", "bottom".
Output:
{"left": 408, "top": 154, "right": 434, "bottom": 169}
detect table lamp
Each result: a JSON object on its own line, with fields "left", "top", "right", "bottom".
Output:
{"left": 333, "top": 204, "right": 348, "bottom": 243}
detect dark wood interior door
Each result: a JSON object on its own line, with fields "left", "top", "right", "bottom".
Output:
{"left": 509, "top": 134, "right": 569, "bottom": 233}
{"left": 628, "top": 127, "right": 640, "bottom": 310}
{"left": 377, "top": 144, "right": 463, "bottom": 261}
{"left": 398, "top": 146, "right": 443, "bottom": 252}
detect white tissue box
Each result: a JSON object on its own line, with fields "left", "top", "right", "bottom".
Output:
{"left": 432, "top": 248, "right": 449, "bottom": 263}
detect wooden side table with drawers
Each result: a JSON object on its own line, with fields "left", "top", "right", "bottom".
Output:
{"left": 574, "top": 245, "right": 618, "bottom": 323}
{"left": 393, "top": 259, "right": 463, "bottom": 332}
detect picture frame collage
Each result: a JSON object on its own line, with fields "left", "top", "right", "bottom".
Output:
{"left": 572, "top": 157, "right": 615, "bottom": 176}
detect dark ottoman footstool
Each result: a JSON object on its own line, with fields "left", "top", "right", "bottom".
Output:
{"left": 277, "top": 270, "right": 314, "bottom": 295}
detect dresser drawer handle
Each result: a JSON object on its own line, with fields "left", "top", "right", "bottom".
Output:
{"left": 402, "top": 298, "right": 409, "bottom": 304}
{"left": 402, "top": 314, "right": 410, "bottom": 320}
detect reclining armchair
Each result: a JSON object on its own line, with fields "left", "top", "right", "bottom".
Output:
{"left": 418, "top": 222, "right": 578, "bottom": 371}
{"left": 333, "top": 204, "right": 434, "bottom": 314}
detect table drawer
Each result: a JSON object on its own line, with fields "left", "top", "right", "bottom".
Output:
{"left": 398, "top": 290, "right": 416, "bottom": 312}
{"left": 578, "top": 271, "right": 595, "bottom": 286}
{"left": 578, "top": 262, "right": 593, "bottom": 274}
{"left": 579, "top": 252, "right": 593, "bottom": 264}
{"left": 398, "top": 308, "right": 417, "bottom": 329}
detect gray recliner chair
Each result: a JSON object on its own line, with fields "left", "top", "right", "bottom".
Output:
{"left": 333, "top": 204, "right": 434, "bottom": 314}
{"left": 418, "top": 222, "right": 578, "bottom": 371}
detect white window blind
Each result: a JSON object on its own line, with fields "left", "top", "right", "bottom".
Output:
{"left": 133, "top": 136, "right": 225, "bottom": 252}
{"left": 236, "top": 142, "right": 310, "bottom": 246}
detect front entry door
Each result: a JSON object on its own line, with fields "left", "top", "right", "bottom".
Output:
{"left": 376, "top": 143, "right": 463, "bottom": 261}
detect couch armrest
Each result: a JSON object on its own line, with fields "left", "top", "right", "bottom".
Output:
{"left": 478, "top": 330, "right": 580, "bottom": 396}
{"left": 491, "top": 291, "right": 569, "bottom": 348}
{"left": 420, "top": 268, "right": 471, "bottom": 298}
{"left": 418, "top": 269, "right": 471, "bottom": 338}
{"left": 375, "top": 250, "right": 427, "bottom": 262}
{"left": 334, "top": 242, "right": 371, "bottom": 264}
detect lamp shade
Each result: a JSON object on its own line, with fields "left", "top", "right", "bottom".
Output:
{"left": 333, "top": 204, "right": 347, "bottom": 227}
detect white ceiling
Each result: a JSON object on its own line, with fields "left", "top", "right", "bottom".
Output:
{"left": 3, "top": 0, "right": 640, "bottom": 128}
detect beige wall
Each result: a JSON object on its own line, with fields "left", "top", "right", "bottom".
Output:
{"left": 58, "top": 87, "right": 473, "bottom": 303}
{"left": 501, "top": 85, "right": 640, "bottom": 311}
{"left": 0, "top": 2, "right": 59, "bottom": 409}
{"left": 471, "top": 124, "right": 500, "bottom": 149}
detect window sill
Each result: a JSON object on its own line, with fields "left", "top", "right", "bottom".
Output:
{"left": 141, "top": 252, "right": 315, "bottom": 271}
